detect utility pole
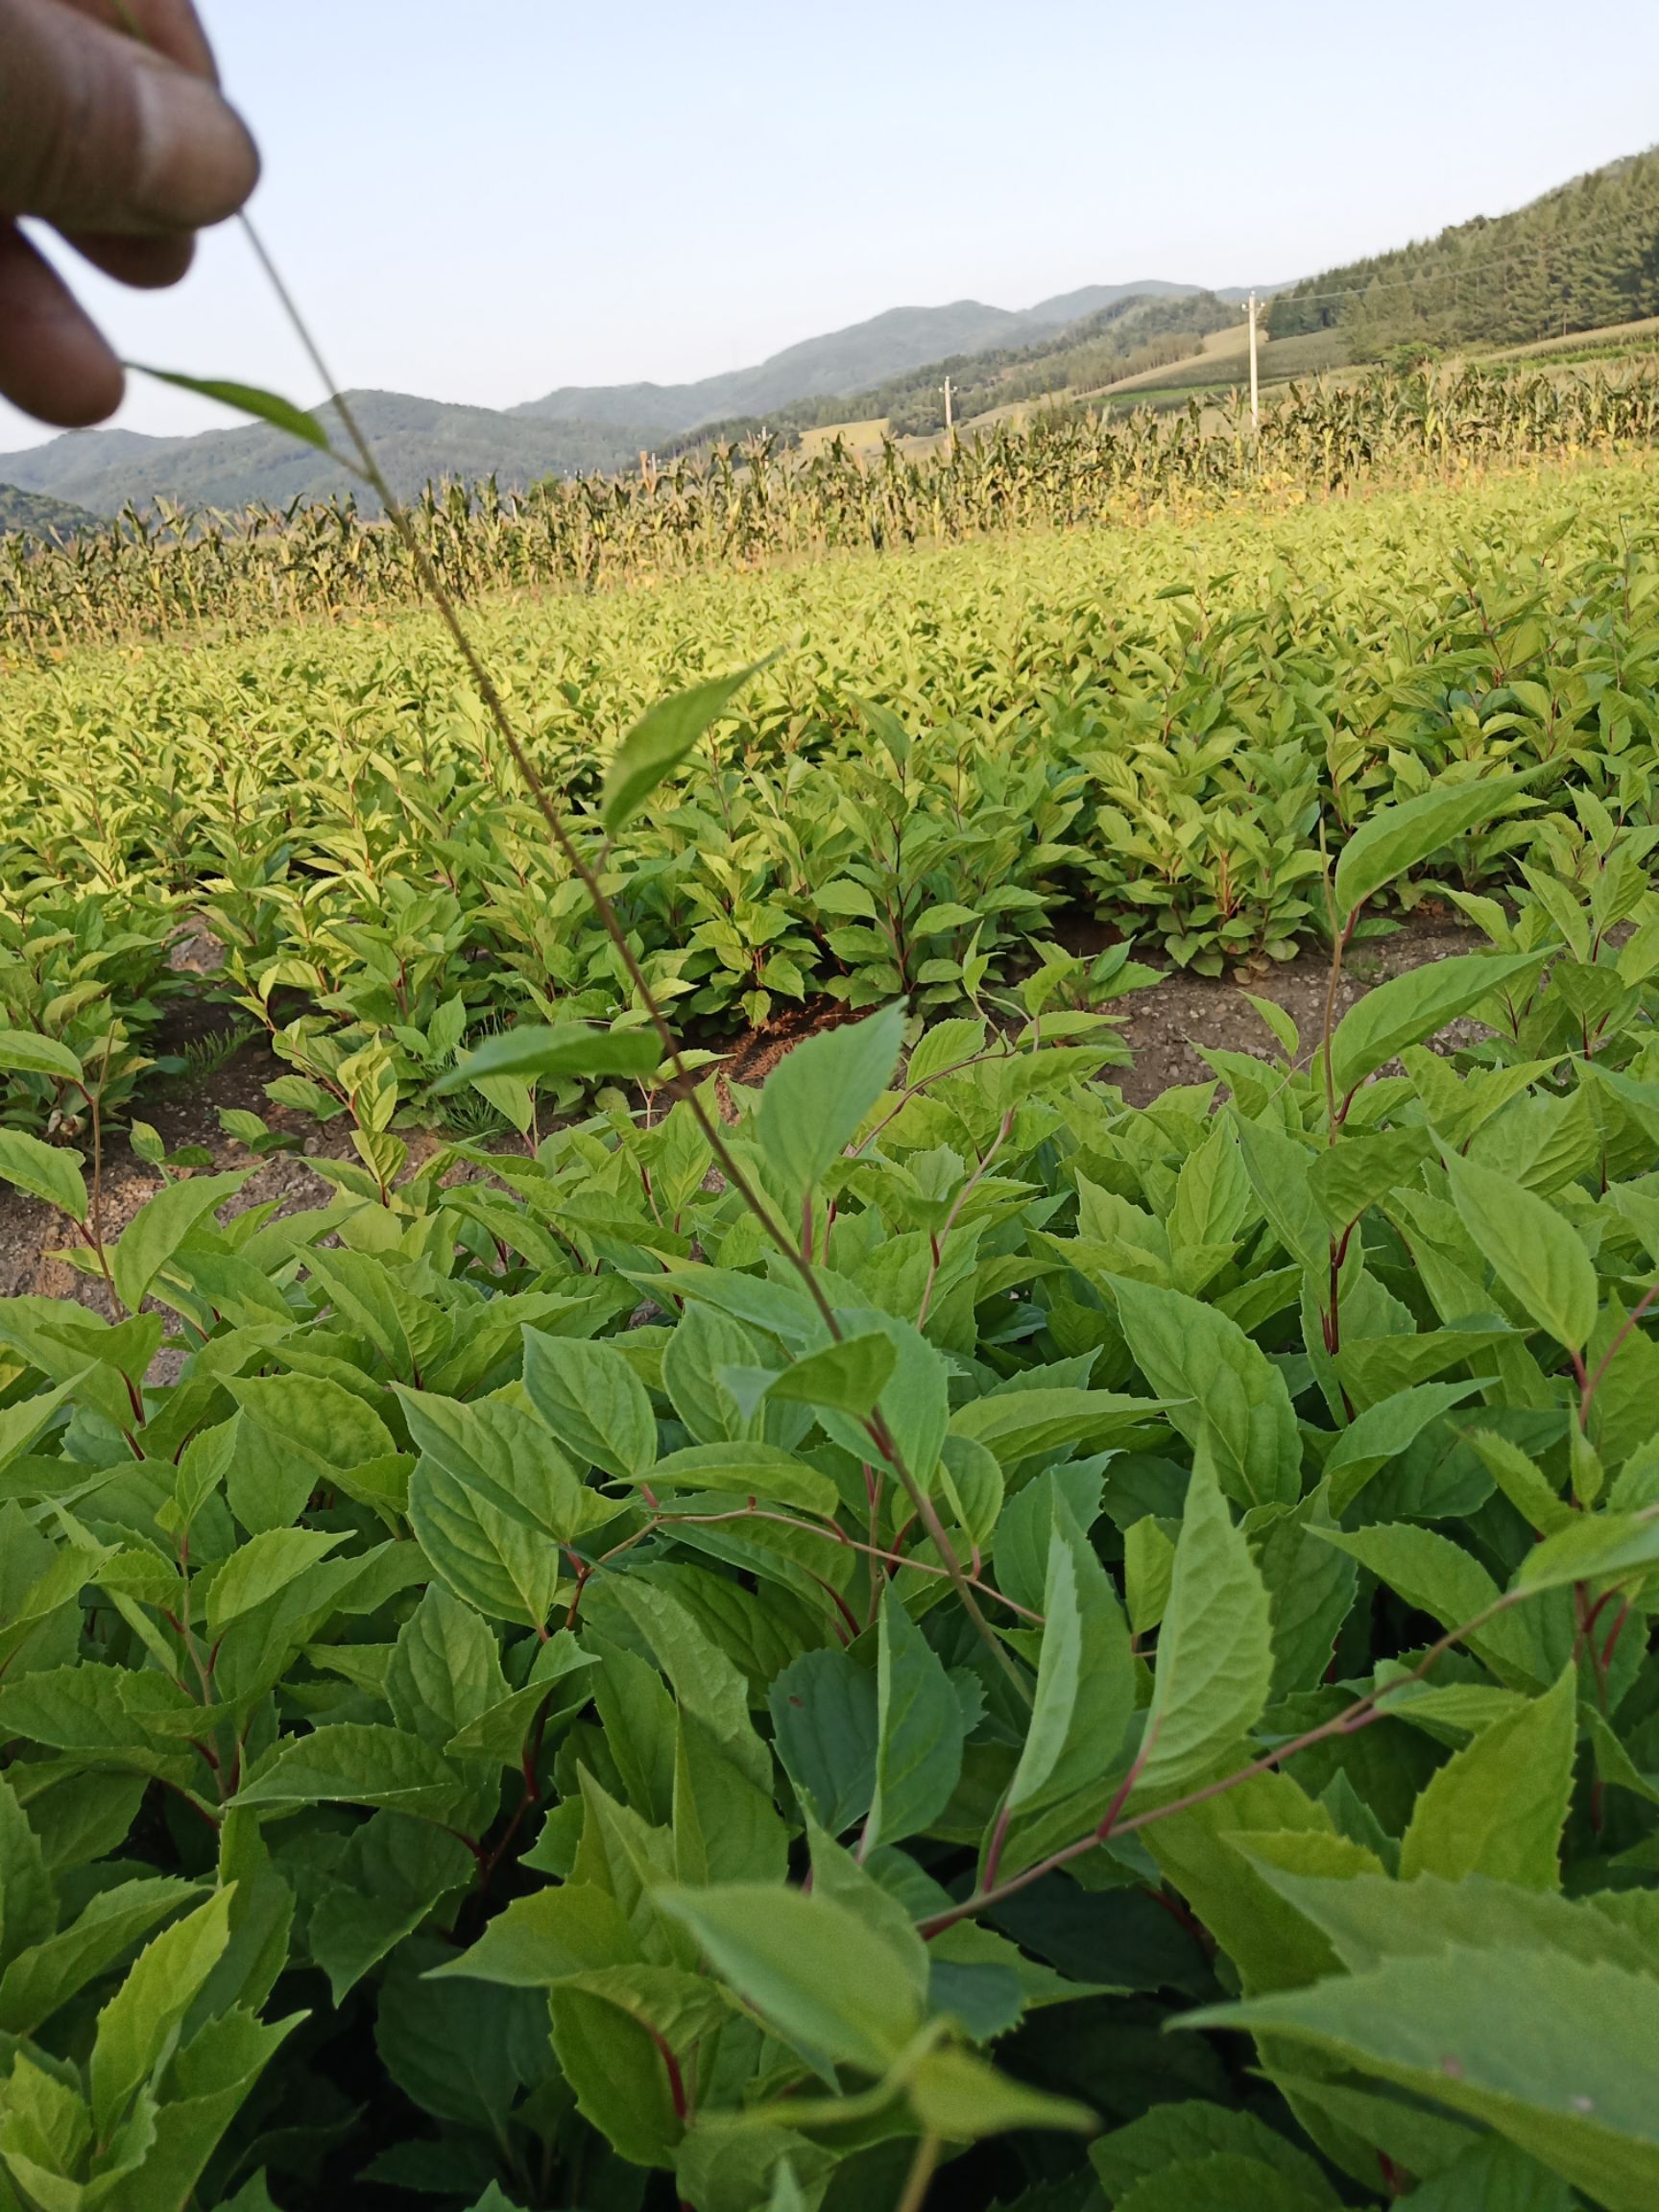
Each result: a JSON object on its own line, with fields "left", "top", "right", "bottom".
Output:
{"left": 943, "top": 376, "right": 953, "bottom": 436}
{"left": 1247, "top": 293, "right": 1261, "bottom": 432}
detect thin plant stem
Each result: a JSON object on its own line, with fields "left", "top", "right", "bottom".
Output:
{"left": 231, "top": 216, "right": 1018, "bottom": 1689}
{"left": 894, "top": 2132, "right": 942, "bottom": 2212}
{"left": 917, "top": 1592, "right": 1521, "bottom": 1938}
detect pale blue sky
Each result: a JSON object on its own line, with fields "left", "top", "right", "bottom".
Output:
{"left": 4, "top": 0, "right": 1658, "bottom": 451}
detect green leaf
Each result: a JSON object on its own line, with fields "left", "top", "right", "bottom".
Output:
{"left": 1324, "top": 1382, "right": 1483, "bottom": 1514}
{"left": 547, "top": 1981, "right": 684, "bottom": 2166}
{"left": 1188, "top": 1946, "right": 1659, "bottom": 2212}
{"left": 397, "top": 1386, "right": 603, "bottom": 1539}
{"left": 1512, "top": 1507, "right": 1659, "bottom": 1594}
{"left": 1443, "top": 1152, "right": 1599, "bottom": 1353}
{"left": 646, "top": 1441, "right": 838, "bottom": 1516}
{"left": 435, "top": 1882, "right": 636, "bottom": 1986}
{"left": 606, "top": 1575, "right": 771, "bottom": 1794}
{"left": 1007, "top": 1498, "right": 1134, "bottom": 1816}
{"left": 1124, "top": 1516, "right": 1177, "bottom": 1635}
{"left": 1092, "top": 2100, "right": 1341, "bottom": 2206}
{"left": 1399, "top": 1668, "right": 1575, "bottom": 1887}
{"left": 763, "top": 1334, "right": 896, "bottom": 1420}
{"left": 756, "top": 1003, "right": 905, "bottom": 1200}
{"left": 0, "top": 1130, "right": 86, "bottom": 1222}
{"left": 907, "top": 1018, "right": 988, "bottom": 1087}
{"left": 1328, "top": 950, "right": 1544, "bottom": 1098}
{"left": 308, "top": 1816, "right": 474, "bottom": 2004}
{"left": 602, "top": 666, "right": 761, "bottom": 833}
{"left": 128, "top": 366, "right": 335, "bottom": 448}
{"left": 89, "top": 1887, "right": 234, "bottom": 2134}
{"left": 868, "top": 1586, "right": 966, "bottom": 1847}
{"left": 1334, "top": 775, "right": 1536, "bottom": 921}
{"left": 1112, "top": 1276, "right": 1299, "bottom": 1508}
{"left": 433, "top": 1022, "right": 661, "bottom": 1094}
{"left": 232, "top": 1723, "right": 467, "bottom": 1818}
{"left": 386, "top": 1583, "right": 504, "bottom": 1752}
{"left": 111, "top": 1170, "right": 246, "bottom": 1313}
{"left": 906, "top": 2046, "right": 1094, "bottom": 2140}
{"left": 1138, "top": 1444, "right": 1274, "bottom": 1794}
{"left": 0, "top": 1029, "right": 83, "bottom": 1082}
{"left": 657, "top": 1884, "right": 923, "bottom": 2074}
{"left": 408, "top": 1455, "right": 565, "bottom": 1627}
{"left": 204, "top": 1527, "right": 344, "bottom": 1638}
{"left": 768, "top": 1648, "right": 878, "bottom": 1835}
{"left": 0, "top": 1875, "right": 198, "bottom": 2037}
{"left": 520, "top": 1332, "right": 658, "bottom": 1479}
{"left": 1311, "top": 1521, "right": 1540, "bottom": 1686}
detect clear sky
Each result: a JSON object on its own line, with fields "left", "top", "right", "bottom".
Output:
{"left": 4, "top": 0, "right": 1658, "bottom": 452}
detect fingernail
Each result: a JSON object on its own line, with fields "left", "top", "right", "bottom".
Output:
{"left": 131, "top": 61, "right": 261, "bottom": 230}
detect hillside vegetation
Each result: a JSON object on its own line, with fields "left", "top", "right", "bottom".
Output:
{"left": 0, "top": 481, "right": 95, "bottom": 540}
{"left": 1271, "top": 144, "right": 1659, "bottom": 351}
{"left": 510, "top": 280, "right": 1203, "bottom": 433}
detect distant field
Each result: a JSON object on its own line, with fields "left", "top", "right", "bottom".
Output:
{"left": 795, "top": 416, "right": 890, "bottom": 458}
{"left": 1482, "top": 314, "right": 1659, "bottom": 368}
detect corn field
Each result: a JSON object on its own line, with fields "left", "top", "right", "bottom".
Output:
{"left": 5, "top": 362, "right": 1659, "bottom": 651}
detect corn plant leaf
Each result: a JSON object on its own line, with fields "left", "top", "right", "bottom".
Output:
{"left": 127, "top": 367, "right": 335, "bottom": 452}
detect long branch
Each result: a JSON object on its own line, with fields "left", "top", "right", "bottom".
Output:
{"left": 917, "top": 1593, "right": 1518, "bottom": 1937}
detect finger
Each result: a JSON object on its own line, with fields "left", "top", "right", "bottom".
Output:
{"left": 64, "top": 226, "right": 195, "bottom": 287}
{"left": 0, "top": 218, "right": 124, "bottom": 425}
{"left": 0, "top": 0, "right": 259, "bottom": 234}
{"left": 52, "top": 0, "right": 218, "bottom": 80}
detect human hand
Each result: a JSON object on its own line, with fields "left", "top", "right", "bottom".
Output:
{"left": 0, "top": 0, "right": 257, "bottom": 426}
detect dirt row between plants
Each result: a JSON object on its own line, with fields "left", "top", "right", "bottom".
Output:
{"left": 0, "top": 914, "right": 1479, "bottom": 1313}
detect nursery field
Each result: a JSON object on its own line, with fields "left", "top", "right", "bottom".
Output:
{"left": 3, "top": 449, "right": 1659, "bottom": 2212}
{"left": 2, "top": 453, "right": 1659, "bottom": 1143}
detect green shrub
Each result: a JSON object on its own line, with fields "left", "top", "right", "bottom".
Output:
{"left": 1, "top": 784, "right": 1657, "bottom": 2207}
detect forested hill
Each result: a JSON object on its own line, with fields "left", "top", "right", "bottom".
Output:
{"left": 1270, "top": 145, "right": 1659, "bottom": 350}
{"left": 0, "top": 483, "right": 96, "bottom": 540}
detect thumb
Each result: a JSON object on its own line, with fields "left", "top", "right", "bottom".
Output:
{"left": 0, "top": 0, "right": 258, "bottom": 234}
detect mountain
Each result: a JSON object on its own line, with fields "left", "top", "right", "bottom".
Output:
{"left": 1269, "top": 146, "right": 1659, "bottom": 350}
{"left": 660, "top": 291, "right": 1245, "bottom": 450}
{"left": 0, "top": 482, "right": 97, "bottom": 539}
{"left": 0, "top": 395, "right": 661, "bottom": 519}
{"left": 0, "top": 281, "right": 1217, "bottom": 516}
{"left": 511, "top": 282, "right": 1205, "bottom": 433}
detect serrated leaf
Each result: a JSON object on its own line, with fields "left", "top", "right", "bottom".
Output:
{"left": 868, "top": 1586, "right": 965, "bottom": 1846}
{"left": 1137, "top": 1445, "right": 1274, "bottom": 1795}
{"left": 657, "top": 1884, "right": 923, "bottom": 2074}
{"left": 1399, "top": 1668, "right": 1576, "bottom": 1887}
{"left": 1443, "top": 1151, "right": 1599, "bottom": 1354}
{"left": 756, "top": 1003, "right": 905, "bottom": 1200}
